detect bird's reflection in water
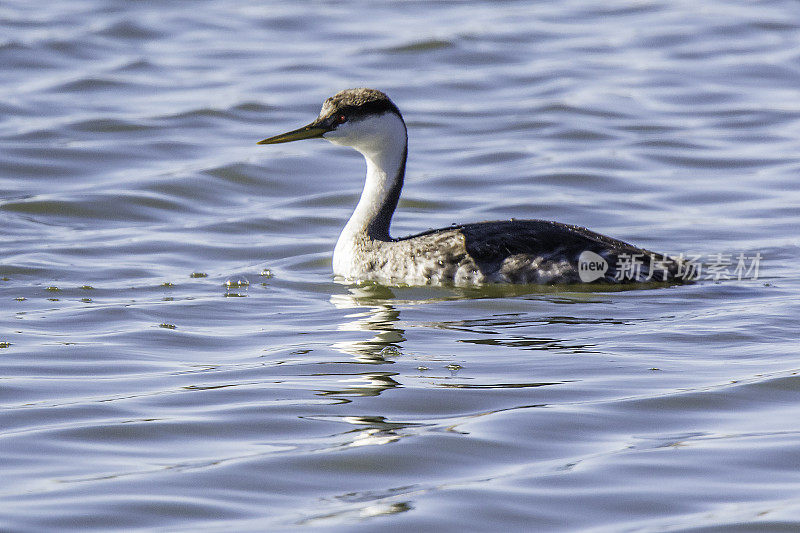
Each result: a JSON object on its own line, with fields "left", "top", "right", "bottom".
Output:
{"left": 329, "top": 283, "right": 407, "bottom": 363}
{"left": 327, "top": 281, "right": 613, "bottom": 364}
{"left": 302, "top": 412, "right": 432, "bottom": 455}
{"left": 311, "top": 284, "right": 577, "bottom": 463}
{"left": 337, "top": 415, "right": 423, "bottom": 447}
{"left": 292, "top": 284, "right": 408, "bottom": 401}
{"left": 315, "top": 372, "right": 402, "bottom": 398}
{"left": 310, "top": 285, "right": 429, "bottom": 453}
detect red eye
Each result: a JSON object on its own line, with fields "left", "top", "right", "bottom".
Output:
{"left": 337, "top": 114, "right": 347, "bottom": 124}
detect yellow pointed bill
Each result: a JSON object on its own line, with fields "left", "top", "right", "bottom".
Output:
{"left": 257, "top": 123, "right": 327, "bottom": 144}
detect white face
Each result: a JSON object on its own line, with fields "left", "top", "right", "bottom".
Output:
{"left": 322, "top": 112, "right": 407, "bottom": 155}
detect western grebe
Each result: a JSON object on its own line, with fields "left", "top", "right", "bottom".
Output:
{"left": 258, "top": 88, "right": 685, "bottom": 286}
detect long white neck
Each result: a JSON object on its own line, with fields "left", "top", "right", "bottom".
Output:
{"left": 347, "top": 141, "right": 407, "bottom": 240}
{"left": 331, "top": 113, "right": 407, "bottom": 273}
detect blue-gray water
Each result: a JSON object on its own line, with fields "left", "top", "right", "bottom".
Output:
{"left": 2, "top": 1, "right": 800, "bottom": 531}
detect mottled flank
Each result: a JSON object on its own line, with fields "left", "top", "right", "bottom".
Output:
{"left": 335, "top": 227, "right": 482, "bottom": 286}
{"left": 458, "top": 220, "right": 681, "bottom": 284}
{"left": 336, "top": 220, "right": 685, "bottom": 286}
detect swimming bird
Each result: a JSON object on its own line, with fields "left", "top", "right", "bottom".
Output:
{"left": 258, "top": 88, "right": 686, "bottom": 286}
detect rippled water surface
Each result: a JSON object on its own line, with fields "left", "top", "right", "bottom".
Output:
{"left": 3, "top": 1, "right": 800, "bottom": 531}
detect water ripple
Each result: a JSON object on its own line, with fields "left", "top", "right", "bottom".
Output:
{"left": 2, "top": 0, "right": 800, "bottom": 531}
